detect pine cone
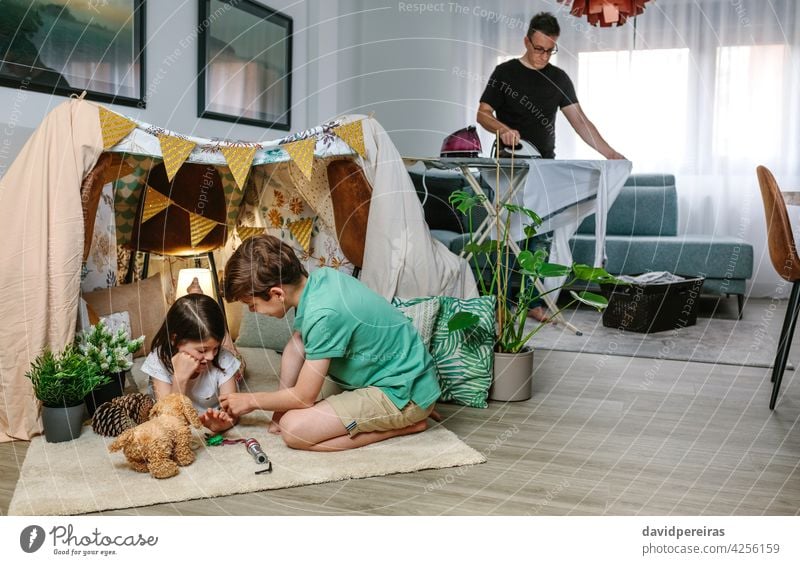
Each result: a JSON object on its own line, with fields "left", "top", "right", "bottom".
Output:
{"left": 92, "top": 402, "right": 135, "bottom": 437}
{"left": 111, "top": 393, "right": 155, "bottom": 425}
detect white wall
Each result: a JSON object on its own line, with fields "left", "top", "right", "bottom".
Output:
{"left": 0, "top": 0, "right": 345, "bottom": 173}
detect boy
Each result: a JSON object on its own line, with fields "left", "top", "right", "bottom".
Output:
{"left": 220, "top": 235, "right": 440, "bottom": 451}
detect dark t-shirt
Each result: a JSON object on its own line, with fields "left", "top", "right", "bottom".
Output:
{"left": 480, "top": 59, "right": 578, "bottom": 158}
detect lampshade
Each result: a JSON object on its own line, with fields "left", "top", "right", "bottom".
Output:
{"left": 557, "top": 0, "right": 652, "bottom": 27}
{"left": 176, "top": 268, "right": 216, "bottom": 299}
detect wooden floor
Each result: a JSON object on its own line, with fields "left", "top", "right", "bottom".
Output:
{"left": 2, "top": 297, "right": 798, "bottom": 516}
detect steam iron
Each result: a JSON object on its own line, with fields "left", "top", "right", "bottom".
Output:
{"left": 491, "top": 139, "right": 541, "bottom": 159}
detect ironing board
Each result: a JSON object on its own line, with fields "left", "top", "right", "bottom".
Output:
{"left": 406, "top": 157, "right": 632, "bottom": 335}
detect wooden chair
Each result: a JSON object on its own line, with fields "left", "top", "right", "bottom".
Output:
{"left": 125, "top": 161, "right": 228, "bottom": 317}
{"left": 756, "top": 165, "right": 800, "bottom": 409}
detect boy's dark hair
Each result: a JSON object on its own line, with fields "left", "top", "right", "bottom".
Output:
{"left": 527, "top": 12, "right": 560, "bottom": 38}
{"left": 223, "top": 234, "right": 309, "bottom": 302}
{"left": 150, "top": 293, "right": 226, "bottom": 373}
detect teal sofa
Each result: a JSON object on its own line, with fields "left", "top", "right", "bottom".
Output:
{"left": 570, "top": 174, "right": 753, "bottom": 317}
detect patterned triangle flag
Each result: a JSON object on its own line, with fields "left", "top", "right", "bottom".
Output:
{"left": 188, "top": 213, "right": 219, "bottom": 247}
{"left": 237, "top": 226, "right": 265, "bottom": 242}
{"left": 287, "top": 217, "right": 314, "bottom": 252}
{"left": 220, "top": 145, "right": 258, "bottom": 191}
{"left": 282, "top": 137, "right": 316, "bottom": 180}
{"left": 98, "top": 106, "right": 137, "bottom": 149}
{"left": 141, "top": 185, "right": 173, "bottom": 224}
{"left": 333, "top": 120, "right": 366, "bottom": 159}
{"left": 157, "top": 134, "right": 196, "bottom": 181}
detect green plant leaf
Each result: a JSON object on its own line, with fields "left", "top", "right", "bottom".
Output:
{"left": 503, "top": 203, "right": 542, "bottom": 225}
{"left": 537, "top": 262, "right": 572, "bottom": 277}
{"left": 572, "top": 264, "right": 618, "bottom": 283}
{"left": 449, "top": 190, "right": 484, "bottom": 214}
{"left": 447, "top": 311, "right": 480, "bottom": 332}
{"left": 570, "top": 290, "right": 609, "bottom": 310}
{"left": 463, "top": 240, "right": 496, "bottom": 255}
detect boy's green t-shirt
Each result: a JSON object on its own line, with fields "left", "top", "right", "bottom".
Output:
{"left": 293, "top": 268, "right": 440, "bottom": 410}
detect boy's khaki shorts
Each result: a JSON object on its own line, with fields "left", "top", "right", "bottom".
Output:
{"left": 325, "top": 387, "right": 433, "bottom": 437}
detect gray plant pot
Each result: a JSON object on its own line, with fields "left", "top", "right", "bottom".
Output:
{"left": 85, "top": 371, "right": 127, "bottom": 417}
{"left": 41, "top": 403, "right": 85, "bottom": 443}
{"left": 490, "top": 348, "right": 533, "bottom": 402}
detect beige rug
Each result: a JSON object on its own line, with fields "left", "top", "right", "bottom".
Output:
{"left": 9, "top": 412, "right": 484, "bottom": 515}
{"left": 10, "top": 349, "right": 485, "bottom": 515}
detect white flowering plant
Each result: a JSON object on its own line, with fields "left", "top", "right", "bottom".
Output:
{"left": 76, "top": 320, "right": 145, "bottom": 374}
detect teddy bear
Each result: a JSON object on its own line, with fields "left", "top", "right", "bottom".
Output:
{"left": 109, "top": 393, "right": 204, "bottom": 479}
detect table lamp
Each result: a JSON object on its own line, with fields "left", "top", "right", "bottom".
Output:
{"left": 176, "top": 268, "right": 216, "bottom": 299}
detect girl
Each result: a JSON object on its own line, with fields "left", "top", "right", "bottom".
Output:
{"left": 141, "top": 293, "right": 240, "bottom": 433}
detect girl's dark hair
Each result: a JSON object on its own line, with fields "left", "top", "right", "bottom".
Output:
{"left": 527, "top": 12, "right": 560, "bottom": 38}
{"left": 224, "top": 234, "right": 308, "bottom": 302}
{"left": 150, "top": 293, "right": 226, "bottom": 373}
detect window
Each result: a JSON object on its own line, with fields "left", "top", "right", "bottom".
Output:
{"left": 575, "top": 49, "right": 690, "bottom": 169}
{"left": 712, "top": 45, "right": 787, "bottom": 164}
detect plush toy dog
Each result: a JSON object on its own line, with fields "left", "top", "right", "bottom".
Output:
{"left": 109, "top": 393, "right": 203, "bottom": 479}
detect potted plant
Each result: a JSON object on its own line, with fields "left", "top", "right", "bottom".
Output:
{"left": 76, "top": 320, "right": 144, "bottom": 416}
{"left": 448, "top": 189, "right": 619, "bottom": 401}
{"left": 26, "top": 345, "right": 108, "bottom": 442}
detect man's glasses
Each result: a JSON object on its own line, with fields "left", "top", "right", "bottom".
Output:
{"left": 531, "top": 45, "right": 558, "bottom": 56}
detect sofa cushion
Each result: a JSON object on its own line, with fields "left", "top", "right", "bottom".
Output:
{"left": 570, "top": 234, "right": 753, "bottom": 279}
{"left": 578, "top": 174, "right": 678, "bottom": 237}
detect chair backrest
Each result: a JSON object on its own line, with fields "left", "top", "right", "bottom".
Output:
{"left": 327, "top": 159, "right": 372, "bottom": 268}
{"left": 756, "top": 165, "right": 800, "bottom": 282}
{"left": 128, "top": 162, "right": 228, "bottom": 255}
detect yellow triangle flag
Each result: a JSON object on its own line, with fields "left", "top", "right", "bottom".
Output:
{"left": 287, "top": 217, "right": 314, "bottom": 253}
{"left": 333, "top": 120, "right": 366, "bottom": 159}
{"left": 220, "top": 145, "right": 258, "bottom": 191}
{"left": 157, "top": 134, "right": 196, "bottom": 181}
{"left": 98, "top": 106, "right": 136, "bottom": 149}
{"left": 282, "top": 137, "right": 316, "bottom": 180}
{"left": 188, "top": 213, "right": 219, "bottom": 247}
{"left": 141, "top": 185, "right": 173, "bottom": 224}
{"left": 237, "top": 226, "right": 265, "bottom": 242}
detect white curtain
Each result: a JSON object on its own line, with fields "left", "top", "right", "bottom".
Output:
{"left": 460, "top": 0, "right": 800, "bottom": 297}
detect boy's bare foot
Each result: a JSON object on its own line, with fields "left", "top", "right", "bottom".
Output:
{"left": 409, "top": 419, "right": 428, "bottom": 434}
{"left": 527, "top": 306, "right": 553, "bottom": 323}
{"left": 429, "top": 408, "right": 443, "bottom": 422}
{"left": 268, "top": 420, "right": 281, "bottom": 434}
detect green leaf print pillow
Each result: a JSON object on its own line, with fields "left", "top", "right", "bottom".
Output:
{"left": 393, "top": 295, "right": 495, "bottom": 408}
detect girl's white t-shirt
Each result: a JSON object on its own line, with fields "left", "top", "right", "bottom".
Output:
{"left": 141, "top": 348, "right": 240, "bottom": 411}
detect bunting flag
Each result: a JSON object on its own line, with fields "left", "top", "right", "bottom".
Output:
{"left": 140, "top": 185, "right": 172, "bottom": 223}
{"left": 282, "top": 137, "right": 316, "bottom": 180}
{"left": 220, "top": 145, "right": 258, "bottom": 191}
{"left": 157, "top": 134, "right": 196, "bottom": 181}
{"left": 98, "top": 106, "right": 137, "bottom": 149}
{"left": 189, "top": 214, "right": 219, "bottom": 247}
{"left": 333, "top": 120, "right": 367, "bottom": 159}
{"left": 237, "top": 226, "right": 266, "bottom": 242}
{"left": 287, "top": 217, "right": 314, "bottom": 252}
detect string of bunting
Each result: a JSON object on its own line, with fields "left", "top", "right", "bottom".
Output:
{"left": 140, "top": 185, "right": 225, "bottom": 247}
{"left": 98, "top": 105, "right": 368, "bottom": 194}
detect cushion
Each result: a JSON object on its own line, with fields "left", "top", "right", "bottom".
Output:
{"left": 394, "top": 297, "right": 440, "bottom": 348}
{"left": 81, "top": 274, "right": 169, "bottom": 358}
{"left": 394, "top": 295, "right": 495, "bottom": 409}
{"left": 236, "top": 307, "right": 295, "bottom": 352}
{"left": 577, "top": 174, "right": 678, "bottom": 237}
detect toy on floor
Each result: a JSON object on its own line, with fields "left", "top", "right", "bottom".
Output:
{"left": 92, "top": 393, "right": 155, "bottom": 436}
{"left": 205, "top": 434, "right": 272, "bottom": 474}
{"left": 109, "top": 393, "right": 203, "bottom": 479}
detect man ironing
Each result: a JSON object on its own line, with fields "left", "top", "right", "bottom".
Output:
{"left": 477, "top": 11, "right": 625, "bottom": 320}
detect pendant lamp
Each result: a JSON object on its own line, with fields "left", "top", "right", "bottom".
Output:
{"left": 557, "top": 0, "right": 653, "bottom": 27}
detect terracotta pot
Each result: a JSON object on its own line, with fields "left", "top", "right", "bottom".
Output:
{"left": 490, "top": 348, "right": 533, "bottom": 401}
{"left": 41, "top": 403, "right": 85, "bottom": 443}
